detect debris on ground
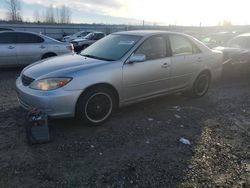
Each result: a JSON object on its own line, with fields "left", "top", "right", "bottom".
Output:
{"left": 0, "top": 69, "right": 249, "bottom": 187}
{"left": 179, "top": 137, "right": 191, "bottom": 145}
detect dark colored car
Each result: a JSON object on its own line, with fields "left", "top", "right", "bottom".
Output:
{"left": 214, "top": 33, "right": 250, "bottom": 76}
{"left": 201, "top": 32, "right": 236, "bottom": 49}
{"left": 71, "top": 32, "right": 106, "bottom": 53}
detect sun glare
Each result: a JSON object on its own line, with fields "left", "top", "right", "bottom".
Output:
{"left": 110, "top": 0, "right": 250, "bottom": 26}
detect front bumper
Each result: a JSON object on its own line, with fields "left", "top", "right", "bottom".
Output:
{"left": 16, "top": 77, "right": 83, "bottom": 118}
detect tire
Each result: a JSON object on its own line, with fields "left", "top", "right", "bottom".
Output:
{"left": 189, "top": 71, "right": 211, "bottom": 98}
{"left": 41, "top": 53, "right": 57, "bottom": 59}
{"left": 76, "top": 87, "right": 117, "bottom": 126}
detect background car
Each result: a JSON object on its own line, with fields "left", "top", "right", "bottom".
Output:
{"left": 214, "top": 33, "right": 250, "bottom": 76}
{"left": 0, "top": 31, "right": 74, "bottom": 67}
{"left": 200, "top": 32, "right": 237, "bottom": 48}
{"left": 61, "top": 30, "right": 92, "bottom": 42}
{"left": 71, "top": 31, "right": 106, "bottom": 52}
{"left": 16, "top": 31, "right": 223, "bottom": 126}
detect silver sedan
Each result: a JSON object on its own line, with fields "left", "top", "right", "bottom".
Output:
{"left": 16, "top": 31, "right": 223, "bottom": 126}
{"left": 0, "top": 31, "right": 74, "bottom": 67}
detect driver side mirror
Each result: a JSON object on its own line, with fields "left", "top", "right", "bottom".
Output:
{"left": 127, "top": 53, "right": 146, "bottom": 64}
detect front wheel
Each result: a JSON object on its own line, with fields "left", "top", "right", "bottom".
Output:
{"left": 76, "top": 87, "right": 117, "bottom": 126}
{"left": 189, "top": 72, "right": 211, "bottom": 98}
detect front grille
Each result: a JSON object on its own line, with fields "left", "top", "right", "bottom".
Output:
{"left": 21, "top": 74, "right": 34, "bottom": 86}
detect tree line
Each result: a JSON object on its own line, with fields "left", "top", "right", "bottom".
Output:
{"left": 5, "top": 0, "right": 72, "bottom": 24}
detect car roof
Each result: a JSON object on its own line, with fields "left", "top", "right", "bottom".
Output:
{"left": 0, "top": 30, "right": 41, "bottom": 35}
{"left": 0, "top": 27, "right": 14, "bottom": 31}
{"left": 91, "top": 31, "right": 105, "bottom": 34}
{"left": 113, "top": 30, "right": 184, "bottom": 37}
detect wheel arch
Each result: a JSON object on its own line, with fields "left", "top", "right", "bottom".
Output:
{"left": 198, "top": 69, "right": 212, "bottom": 79}
{"left": 75, "top": 83, "right": 120, "bottom": 114}
{"left": 41, "top": 52, "right": 57, "bottom": 59}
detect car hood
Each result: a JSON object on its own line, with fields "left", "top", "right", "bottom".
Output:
{"left": 22, "top": 54, "right": 108, "bottom": 79}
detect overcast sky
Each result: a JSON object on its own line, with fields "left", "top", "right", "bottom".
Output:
{"left": 0, "top": 0, "right": 250, "bottom": 26}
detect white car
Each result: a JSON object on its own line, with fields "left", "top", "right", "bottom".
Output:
{"left": 0, "top": 31, "right": 74, "bottom": 67}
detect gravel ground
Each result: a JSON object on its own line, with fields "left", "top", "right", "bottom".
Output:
{"left": 0, "top": 68, "right": 249, "bottom": 188}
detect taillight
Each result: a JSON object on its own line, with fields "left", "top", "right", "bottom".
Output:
{"left": 67, "top": 44, "right": 74, "bottom": 53}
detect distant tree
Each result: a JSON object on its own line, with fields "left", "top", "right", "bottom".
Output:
{"left": 45, "top": 5, "right": 55, "bottom": 23}
{"left": 33, "top": 11, "right": 41, "bottom": 23}
{"left": 5, "top": 0, "right": 22, "bottom": 22}
{"left": 60, "top": 5, "right": 71, "bottom": 24}
{"left": 222, "top": 20, "right": 232, "bottom": 26}
{"left": 44, "top": 5, "right": 71, "bottom": 24}
{"left": 55, "top": 7, "right": 60, "bottom": 23}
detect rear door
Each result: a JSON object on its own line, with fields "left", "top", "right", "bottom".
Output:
{"left": 122, "top": 35, "right": 172, "bottom": 102}
{"left": 15, "top": 32, "right": 47, "bottom": 65}
{"left": 0, "top": 32, "right": 18, "bottom": 66}
{"left": 168, "top": 34, "right": 203, "bottom": 90}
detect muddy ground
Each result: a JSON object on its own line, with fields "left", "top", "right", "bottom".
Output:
{"left": 0, "top": 68, "right": 249, "bottom": 188}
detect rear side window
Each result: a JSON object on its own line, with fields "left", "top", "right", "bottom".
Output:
{"left": 135, "top": 36, "right": 168, "bottom": 60}
{"left": 16, "top": 33, "right": 44, "bottom": 43}
{"left": 169, "top": 35, "right": 200, "bottom": 56}
{"left": 0, "top": 33, "right": 16, "bottom": 44}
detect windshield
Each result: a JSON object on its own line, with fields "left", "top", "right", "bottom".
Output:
{"left": 80, "top": 34, "right": 142, "bottom": 61}
{"left": 72, "top": 31, "right": 84, "bottom": 37}
{"left": 84, "top": 32, "right": 94, "bottom": 40}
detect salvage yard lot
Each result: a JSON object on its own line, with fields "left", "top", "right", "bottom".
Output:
{"left": 0, "top": 68, "right": 249, "bottom": 187}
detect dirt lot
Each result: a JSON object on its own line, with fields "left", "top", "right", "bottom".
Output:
{"left": 0, "top": 68, "right": 249, "bottom": 188}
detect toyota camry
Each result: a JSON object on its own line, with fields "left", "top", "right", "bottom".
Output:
{"left": 16, "top": 30, "right": 223, "bottom": 126}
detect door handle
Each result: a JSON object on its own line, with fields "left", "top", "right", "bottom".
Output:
{"left": 161, "top": 62, "right": 170, "bottom": 68}
{"left": 197, "top": 57, "right": 202, "bottom": 62}
{"left": 8, "top": 46, "right": 15, "bottom": 49}
{"left": 40, "top": 45, "right": 45, "bottom": 49}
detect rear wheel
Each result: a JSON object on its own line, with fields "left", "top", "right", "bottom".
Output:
{"left": 76, "top": 87, "right": 117, "bottom": 126}
{"left": 189, "top": 71, "right": 211, "bottom": 98}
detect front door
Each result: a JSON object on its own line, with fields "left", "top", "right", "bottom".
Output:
{"left": 122, "top": 35, "right": 172, "bottom": 102}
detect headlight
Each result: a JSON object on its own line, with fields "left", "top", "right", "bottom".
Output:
{"left": 29, "top": 77, "right": 72, "bottom": 91}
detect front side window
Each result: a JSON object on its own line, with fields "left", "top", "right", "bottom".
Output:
{"left": 84, "top": 33, "right": 94, "bottom": 40}
{"left": 16, "top": 33, "right": 44, "bottom": 43}
{"left": 135, "top": 36, "right": 167, "bottom": 60}
{"left": 169, "top": 35, "right": 200, "bottom": 56}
